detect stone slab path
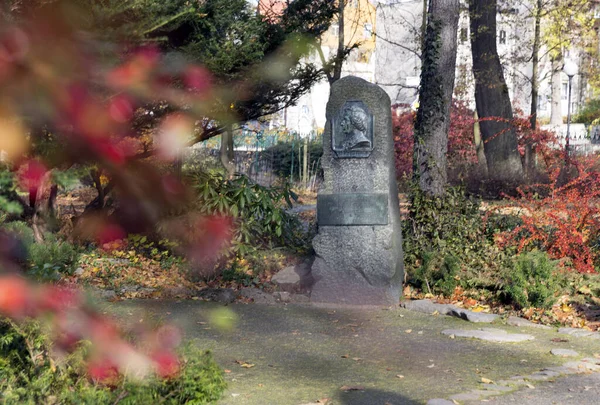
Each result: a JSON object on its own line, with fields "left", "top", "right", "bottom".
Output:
{"left": 104, "top": 300, "right": 600, "bottom": 405}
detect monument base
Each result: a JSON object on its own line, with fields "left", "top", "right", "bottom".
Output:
{"left": 310, "top": 226, "right": 402, "bottom": 306}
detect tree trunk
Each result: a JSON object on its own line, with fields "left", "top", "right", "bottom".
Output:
{"left": 468, "top": 0, "right": 523, "bottom": 183}
{"left": 473, "top": 110, "right": 488, "bottom": 177}
{"left": 220, "top": 124, "right": 235, "bottom": 177}
{"left": 413, "top": 0, "right": 460, "bottom": 196}
{"left": 329, "top": 0, "right": 345, "bottom": 84}
{"left": 526, "top": 0, "right": 542, "bottom": 179}
{"left": 550, "top": 56, "right": 563, "bottom": 125}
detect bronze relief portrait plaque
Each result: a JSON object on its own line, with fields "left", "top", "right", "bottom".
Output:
{"left": 331, "top": 101, "right": 374, "bottom": 158}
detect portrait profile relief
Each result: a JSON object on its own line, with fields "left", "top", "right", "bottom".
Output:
{"left": 332, "top": 101, "right": 374, "bottom": 158}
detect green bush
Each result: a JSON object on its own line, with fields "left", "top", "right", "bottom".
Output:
{"left": 413, "top": 252, "right": 460, "bottom": 296}
{"left": 263, "top": 141, "right": 322, "bottom": 180}
{"left": 190, "top": 170, "right": 305, "bottom": 255}
{"left": 574, "top": 98, "right": 600, "bottom": 125}
{"left": 0, "top": 169, "right": 23, "bottom": 217}
{"left": 403, "top": 186, "right": 506, "bottom": 292}
{"left": 1, "top": 221, "right": 79, "bottom": 281}
{"left": 501, "top": 251, "right": 563, "bottom": 309}
{"left": 0, "top": 318, "right": 226, "bottom": 404}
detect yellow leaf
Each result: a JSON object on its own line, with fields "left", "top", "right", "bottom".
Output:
{"left": 481, "top": 377, "right": 494, "bottom": 384}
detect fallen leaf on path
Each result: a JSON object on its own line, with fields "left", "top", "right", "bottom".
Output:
{"left": 526, "top": 383, "right": 535, "bottom": 389}
{"left": 481, "top": 377, "right": 494, "bottom": 384}
{"left": 427, "top": 364, "right": 435, "bottom": 368}
{"left": 341, "top": 354, "right": 349, "bottom": 358}
{"left": 340, "top": 385, "right": 365, "bottom": 392}
{"left": 224, "top": 369, "right": 231, "bottom": 373}
{"left": 235, "top": 360, "right": 255, "bottom": 368}
{"left": 352, "top": 357, "right": 361, "bottom": 361}
{"left": 396, "top": 374, "right": 404, "bottom": 379}
{"left": 551, "top": 338, "right": 569, "bottom": 343}
{"left": 405, "top": 329, "right": 412, "bottom": 333}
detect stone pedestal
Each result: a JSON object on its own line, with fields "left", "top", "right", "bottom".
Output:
{"left": 310, "top": 76, "right": 404, "bottom": 306}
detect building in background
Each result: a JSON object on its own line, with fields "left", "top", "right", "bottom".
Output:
{"left": 257, "top": 0, "right": 598, "bottom": 135}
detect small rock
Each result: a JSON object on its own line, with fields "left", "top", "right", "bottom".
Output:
{"left": 426, "top": 399, "right": 455, "bottom": 405}
{"left": 449, "top": 308, "right": 499, "bottom": 323}
{"left": 74, "top": 267, "right": 84, "bottom": 276}
{"left": 163, "top": 287, "right": 195, "bottom": 298}
{"left": 98, "top": 289, "right": 117, "bottom": 300}
{"left": 507, "top": 316, "right": 552, "bottom": 329}
{"left": 239, "top": 288, "right": 275, "bottom": 304}
{"left": 551, "top": 348, "right": 579, "bottom": 357}
{"left": 563, "top": 361, "right": 600, "bottom": 372}
{"left": 542, "top": 366, "right": 580, "bottom": 375}
{"left": 274, "top": 291, "right": 291, "bottom": 303}
{"left": 120, "top": 284, "right": 140, "bottom": 294}
{"left": 272, "top": 266, "right": 302, "bottom": 285}
{"left": 558, "top": 328, "right": 600, "bottom": 339}
{"left": 527, "top": 370, "right": 561, "bottom": 380}
{"left": 402, "top": 299, "right": 452, "bottom": 315}
{"left": 289, "top": 294, "right": 311, "bottom": 304}
{"left": 196, "top": 288, "right": 236, "bottom": 304}
{"left": 271, "top": 261, "right": 314, "bottom": 293}
{"left": 442, "top": 328, "right": 535, "bottom": 343}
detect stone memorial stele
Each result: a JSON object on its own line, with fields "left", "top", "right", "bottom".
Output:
{"left": 310, "top": 76, "right": 404, "bottom": 306}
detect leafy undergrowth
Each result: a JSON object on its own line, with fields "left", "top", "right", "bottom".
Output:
{"left": 67, "top": 246, "right": 301, "bottom": 301}
{"left": 404, "top": 284, "right": 600, "bottom": 331}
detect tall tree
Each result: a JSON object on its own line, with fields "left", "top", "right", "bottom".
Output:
{"left": 413, "top": 0, "right": 460, "bottom": 196}
{"left": 468, "top": 0, "right": 523, "bottom": 182}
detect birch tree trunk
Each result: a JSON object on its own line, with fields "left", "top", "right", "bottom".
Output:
{"left": 550, "top": 56, "right": 563, "bottom": 125}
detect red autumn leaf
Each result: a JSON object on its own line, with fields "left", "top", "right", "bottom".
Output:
{"left": 108, "top": 94, "right": 135, "bottom": 123}
{"left": 184, "top": 65, "right": 212, "bottom": 93}
{"left": 0, "top": 27, "right": 30, "bottom": 63}
{"left": 18, "top": 159, "right": 47, "bottom": 194}
{"left": 152, "top": 351, "right": 180, "bottom": 379}
{"left": 88, "top": 358, "right": 120, "bottom": 384}
{"left": 0, "top": 275, "right": 30, "bottom": 318}
{"left": 96, "top": 223, "right": 126, "bottom": 247}
{"left": 37, "top": 286, "right": 79, "bottom": 312}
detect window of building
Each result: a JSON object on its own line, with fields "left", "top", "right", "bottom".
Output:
{"left": 499, "top": 30, "right": 506, "bottom": 44}
{"left": 364, "top": 23, "right": 373, "bottom": 39}
{"left": 460, "top": 27, "right": 468, "bottom": 43}
{"left": 562, "top": 82, "right": 568, "bottom": 100}
{"left": 331, "top": 24, "right": 339, "bottom": 37}
{"left": 301, "top": 105, "right": 309, "bottom": 115}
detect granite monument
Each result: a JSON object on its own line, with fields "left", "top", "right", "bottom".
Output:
{"left": 310, "top": 76, "right": 404, "bottom": 305}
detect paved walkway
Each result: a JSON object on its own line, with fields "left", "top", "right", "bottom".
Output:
{"left": 105, "top": 300, "right": 600, "bottom": 405}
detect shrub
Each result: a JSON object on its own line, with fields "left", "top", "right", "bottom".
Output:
{"left": 0, "top": 318, "right": 226, "bottom": 404}
{"left": 190, "top": 171, "right": 304, "bottom": 256}
{"left": 412, "top": 252, "right": 460, "bottom": 296}
{"left": 574, "top": 98, "right": 600, "bottom": 125}
{"left": 494, "top": 162, "right": 600, "bottom": 274}
{"left": 263, "top": 140, "right": 323, "bottom": 180}
{"left": 403, "top": 186, "right": 506, "bottom": 292}
{"left": 393, "top": 101, "right": 478, "bottom": 183}
{"left": 1, "top": 221, "right": 79, "bottom": 281}
{"left": 500, "top": 251, "right": 563, "bottom": 309}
